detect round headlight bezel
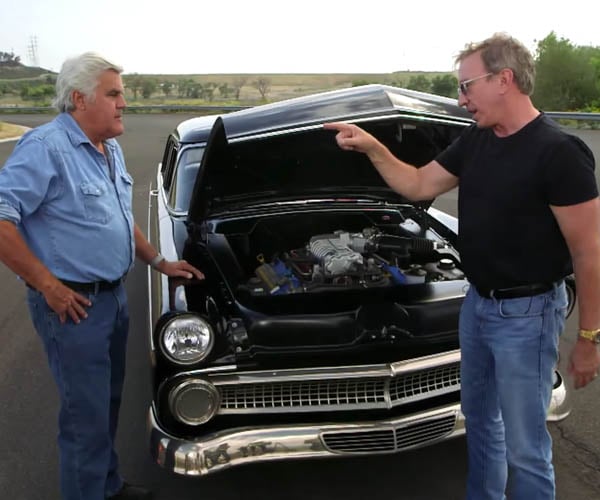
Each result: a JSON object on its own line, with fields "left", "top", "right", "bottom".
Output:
{"left": 159, "top": 314, "right": 214, "bottom": 365}
{"left": 168, "top": 378, "right": 221, "bottom": 425}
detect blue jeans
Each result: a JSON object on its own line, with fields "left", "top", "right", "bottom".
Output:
{"left": 27, "top": 284, "right": 129, "bottom": 500}
{"left": 460, "top": 283, "right": 567, "bottom": 500}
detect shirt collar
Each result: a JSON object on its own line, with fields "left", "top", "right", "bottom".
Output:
{"left": 56, "top": 112, "right": 117, "bottom": 153}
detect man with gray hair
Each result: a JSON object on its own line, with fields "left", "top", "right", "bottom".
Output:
{"left": 326, "top": 33, "right": 600, "bottom": 499}
{"left": 0, "top": 52, "right": 203, "bottom": 500}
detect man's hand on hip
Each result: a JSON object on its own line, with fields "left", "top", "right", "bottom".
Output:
{"left": 43, "top": 282, "right": 92, "bottom": 325}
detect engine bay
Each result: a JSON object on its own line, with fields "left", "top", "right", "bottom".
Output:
{"left": 242, "top": 223, "right": 464, "bottom": 296}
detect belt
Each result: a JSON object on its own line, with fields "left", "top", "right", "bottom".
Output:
{"left": 474, "top": 282, "right": 555, "bottom": 299}
{"left": 26, "top": 276, "right": 124, "bottom": 294}
{"left": 60, "top": 278, "right": 124, "bottom": 294}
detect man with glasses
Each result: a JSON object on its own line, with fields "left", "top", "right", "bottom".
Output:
{"left": 325, "top": 33, "right": 600, "bottom": 499}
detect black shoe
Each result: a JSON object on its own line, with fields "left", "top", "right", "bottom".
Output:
{"left": 107, "top": 482, "right": 153, "bottom": 499}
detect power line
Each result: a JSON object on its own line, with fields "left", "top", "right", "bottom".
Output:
{"left": 27, "top": 35, "right": 38, "bottom": 67}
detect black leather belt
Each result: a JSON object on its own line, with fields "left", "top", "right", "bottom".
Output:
{"left": 26, "top": 277, "right": 124, "bottom": 294}
{"left": 474, "top": 282, "right": 555, "bottom": 299}
{"left": 60, "top": 278, "right": 123, "bottom": 294}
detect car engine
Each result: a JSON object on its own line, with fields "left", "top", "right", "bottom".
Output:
{"left": 245, "top": 227, "right": 464, "bottom": 295}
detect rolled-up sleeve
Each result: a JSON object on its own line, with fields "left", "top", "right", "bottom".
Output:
{"left": 0, "top": 134, "right": 58, "bottom": 224}
{"left": 0, "top": 200, "right": 21, "bottom": 224}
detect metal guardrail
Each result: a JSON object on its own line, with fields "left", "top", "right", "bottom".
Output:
{"left": 123, "top": 105, "right": 251, "bottom": 113}
{"left": 545, "top": 112, "right": 600, "bottom": 121}
{"left": 0, "top": 104, "right": 250, "bottom": 113}
{"left": 0, "top": 105, "right": 598, "bottom": 120}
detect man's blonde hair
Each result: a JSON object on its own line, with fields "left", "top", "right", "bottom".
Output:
{"left": 456, "top": 33, "right": 536, "bottom": 95}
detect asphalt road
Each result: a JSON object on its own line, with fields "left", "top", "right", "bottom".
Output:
{"left": 1, "top": 114, "right": 599, "bottom": 500}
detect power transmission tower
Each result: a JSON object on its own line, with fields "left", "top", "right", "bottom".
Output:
{"left": 27, "top": 36, "right": 39, "bottom": 67}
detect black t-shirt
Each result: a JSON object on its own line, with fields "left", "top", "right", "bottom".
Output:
{"left": 436, "top": 113, "right": 597, "bottom": 290}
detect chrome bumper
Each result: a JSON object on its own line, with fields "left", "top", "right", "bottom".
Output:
{"left": 149, "top": 402, "right": 466, "bottom": 476}
{"left": 149, "top": 371, "right": 571, "bottom": 476}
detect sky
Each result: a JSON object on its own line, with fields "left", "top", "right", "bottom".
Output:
{"left": 1, "top": 0, "right": 599, "bottom": 75}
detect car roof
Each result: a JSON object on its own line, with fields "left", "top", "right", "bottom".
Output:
{"left": 176, "top": 84, "right": 472, "bottom": 144}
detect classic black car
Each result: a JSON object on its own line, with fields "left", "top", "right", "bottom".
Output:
{"left": 147, "top": 84, "right": 572, "bottom": 476}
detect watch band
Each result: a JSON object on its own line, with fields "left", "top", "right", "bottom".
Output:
{"left": 578, "top": 328, "right": 600, "bottom": 343}
{"left": 150, "top": 253, "right": 166, "bottom": 269}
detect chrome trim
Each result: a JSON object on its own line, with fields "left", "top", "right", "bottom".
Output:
{"left": 163, "top": 144, "right": 206, "bottom": 217}
{"left": 149, "top": 402, "right": 466, "bottom": 476}
{"left": 159, "top": 314, "right": 214, "bottom": 365}
{"left": 216, "top": 364, "right": 460, "bottom": 414}
{"left": 173, "top": 198, "right": 417, "bottom": 220}
{"left": 169, "top": 379, "right": 221, "bottom": 426}
{"left": 164, "top": 351, "right": 461, "bottom": 417}
{"left": 389, "top": 349, "right": 460, "bottom": 375}
{"left": 547, "top": 371, "right": 571, "bottom": 421}
{"left": 205, "top": 349, "right": 461, "bottom": 385}
{"left": 146, "top": 180, "right": 156, "bottom": 354}
{"left": 149, "top": 368, "right": 571, "bottom": 476}
{"left": 227, "top": 112, "right": 470, "bottom": 144}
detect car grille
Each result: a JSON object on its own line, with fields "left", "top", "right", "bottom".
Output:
{"left": 217, "top": 363, "right": 460, "bottom": 414}
{"left": 321, "top": 414, "right": 456, "bottom": 453}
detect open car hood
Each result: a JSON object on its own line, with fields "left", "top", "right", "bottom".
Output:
{"left": 188, "top": 85, "right": 471, "bottom": 223}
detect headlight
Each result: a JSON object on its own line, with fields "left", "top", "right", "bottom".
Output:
{"left": 168, "top": 379, "right": 221, "bottom": 425}
{"left": 159, "top": 314, "right": 214, "bottom": 365}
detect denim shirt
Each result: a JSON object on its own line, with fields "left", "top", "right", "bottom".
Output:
{"left": 0, "top": 113, "right": 134, "bottom": 281}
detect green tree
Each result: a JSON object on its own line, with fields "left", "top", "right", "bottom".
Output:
{"left": 533, "top": 32, "right": 600, "bottom": 110}
{"left": 406, "top": 75, "right": 431, "bottom": 92}
{"left": 141, "top": 78, "right": 158, "bottom": 99}
{"left": 254, "top": 77, "right": 271, "bottom": 101}
{"left": 201, "top": 82, "right": 216, "bottom": 101}
{"left": 189, "top": 82, "right": 203, "bottom": 99}
{"left": 431, "top": 74, "right": 458, "bottom": 98}
{"left": 592, "top": 55, "right": 600, "bottom": 102}
{"left": 176, "top": 79, "right": 189, "bottom": 98}
{"left": 218, "top": 83, "right": 232, "bottom": 99}
{"left": 161, "top": 81, "right": 173, "bottom": 97}
{"left": 20, "top": 84, "right": 54, "bottom": 102}
{"left": 0, "top": 51, "right": 21, "bottom": 66}
{"left": 232, "top": 76, "right": 248, "bottom": 100}
{"left": 124, "top": 73, "right": 144, "bottom": 100}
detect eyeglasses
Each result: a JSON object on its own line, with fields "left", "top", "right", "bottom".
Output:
{"left": 458, "top": 72, "right": 493, "bottom": 95}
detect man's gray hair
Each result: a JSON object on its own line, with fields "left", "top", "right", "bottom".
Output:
{"left": 53, "top": 52, "right": 123, "bottom": 112}
{"left": 455, "top": 33, "right": 536, "bottom": 95}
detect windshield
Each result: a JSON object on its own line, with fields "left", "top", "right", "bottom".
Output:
{"left": 169, "top": 146, "right": 204, "bottom": 212}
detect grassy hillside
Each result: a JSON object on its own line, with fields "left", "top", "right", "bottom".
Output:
{"left": 0, "top": 62, "right": 455, "bottom": 106}
{"left": 127, "top": 71, "right": 454, "bottom": 102}
{"left": 0, "top": 64, "right": 54, "bottom": 80}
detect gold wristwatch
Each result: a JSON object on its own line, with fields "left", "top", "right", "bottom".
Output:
{"left": 578, "top": 328, "right": 600, "bottom": 344}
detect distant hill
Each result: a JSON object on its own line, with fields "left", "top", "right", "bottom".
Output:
{"left": 0, "top": 60, "right": 457, "bottom": 104}
{"left": 0, "top": 63, "right": 55, "bottom": 80}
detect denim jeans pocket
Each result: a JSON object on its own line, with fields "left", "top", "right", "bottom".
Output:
{"left": 498, "top": 293, "right": 547, "bottom": 318}
{"left": 26, "top": 288, "right": 58, "bottom": 340}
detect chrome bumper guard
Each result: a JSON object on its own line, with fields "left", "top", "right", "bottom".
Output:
{"left": 149, "top": 402, "right": 466, "bottom": 476}
{"left": 149, "top": 369, "right": 570, "bottom": 476}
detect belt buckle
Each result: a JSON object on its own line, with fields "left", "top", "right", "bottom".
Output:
{"left": 93, "top": 281, "right": 101, "bottom": 295}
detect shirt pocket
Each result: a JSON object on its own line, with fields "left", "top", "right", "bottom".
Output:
{"left": 80, "top": 181, "right": 113, "bottom": 224}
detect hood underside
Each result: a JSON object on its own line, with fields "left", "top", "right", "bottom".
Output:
{"left": 188, "top": 87, "right": 469, "bottom": 222}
